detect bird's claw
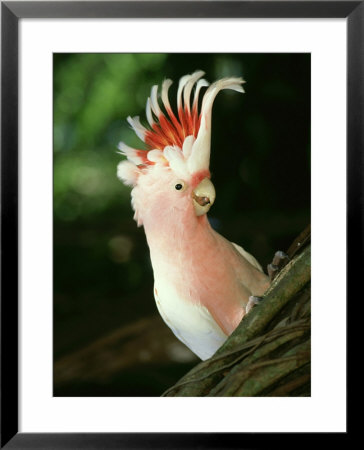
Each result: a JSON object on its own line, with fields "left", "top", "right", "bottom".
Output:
{"left": 267, "top": 263, "right": 279, "bottom": 278}
{"left": 267, "top": 251, "right": 289, "bottom": 280}
{"left": 246, "top": 295, "right": 263, "bottom": 314}
{"left": 272, "top": 250, "right": 289, "bottom": 266}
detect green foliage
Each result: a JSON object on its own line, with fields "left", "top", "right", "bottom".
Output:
{"left": 54, "top": 53, "right": 167, "bottom": 221}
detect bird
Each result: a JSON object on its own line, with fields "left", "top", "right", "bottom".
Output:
{"left": 117, "top": 70, "right": 271, "bottom": 360}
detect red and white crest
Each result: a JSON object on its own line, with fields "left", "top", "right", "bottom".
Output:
{"left": 117, "top": 71, "right": 245, "bottom": 186}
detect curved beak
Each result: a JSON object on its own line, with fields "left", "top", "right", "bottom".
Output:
{"left": 192, "top": 178, "right": 216, "bottom": 216}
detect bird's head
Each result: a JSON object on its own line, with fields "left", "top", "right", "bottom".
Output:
{"left": 117, "top": 71, "right": 245, "bottom": 227}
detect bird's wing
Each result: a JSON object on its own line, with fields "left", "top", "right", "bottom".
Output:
{"left": 231, "top": 241, "right": 264, "bottom": 272}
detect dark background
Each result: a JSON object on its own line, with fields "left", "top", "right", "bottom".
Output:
{"left": 53, "top": 53, "right": 310, "bottom": 396}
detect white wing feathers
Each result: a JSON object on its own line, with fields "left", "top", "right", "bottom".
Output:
{"left": 232, "top": 242, "right": 264, "bottom": 272}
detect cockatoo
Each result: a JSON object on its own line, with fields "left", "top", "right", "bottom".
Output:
{"left": 117, "top": 71, "right": 270, "bottom": 360}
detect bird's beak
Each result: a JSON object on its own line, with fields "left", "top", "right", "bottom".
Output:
{"left": 192, "top": 178, "right": 216, "bottom": 216}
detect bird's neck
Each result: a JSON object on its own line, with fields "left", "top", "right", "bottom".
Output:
{"left": 142, "top": 211, "right": 216, "bottom": 271}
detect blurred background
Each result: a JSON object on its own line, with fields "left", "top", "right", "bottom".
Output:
{"left": 53, "top": 53, "right": 310, "bottom": 396}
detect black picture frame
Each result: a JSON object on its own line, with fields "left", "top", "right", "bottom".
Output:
{"left": 1, "top": 1, "right": 358, "bottom": 448}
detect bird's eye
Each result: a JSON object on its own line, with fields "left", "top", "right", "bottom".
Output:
{"left": 174, "top": 180, "right": 186, "bottom": 191}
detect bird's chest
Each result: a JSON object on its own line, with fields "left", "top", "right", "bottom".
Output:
{"left": 145, "top": 226, "right": 248, "bottom": 359}
{"left": 152, "top": 241, "right": 235, "bottom": 307}
{"left": 150, "top": 248, "right": 235, "bottom": 360}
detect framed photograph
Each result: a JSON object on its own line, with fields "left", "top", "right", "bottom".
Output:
{"left": 2, "top": 1, "right": 358, "bottom": 447}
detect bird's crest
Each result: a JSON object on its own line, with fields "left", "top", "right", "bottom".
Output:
{"left": 117, "top": 71, "right": 245, "bottom": 185}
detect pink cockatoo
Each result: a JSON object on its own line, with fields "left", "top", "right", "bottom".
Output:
{"left": 117, "top": 71, "right": 270, "bottom": 360}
